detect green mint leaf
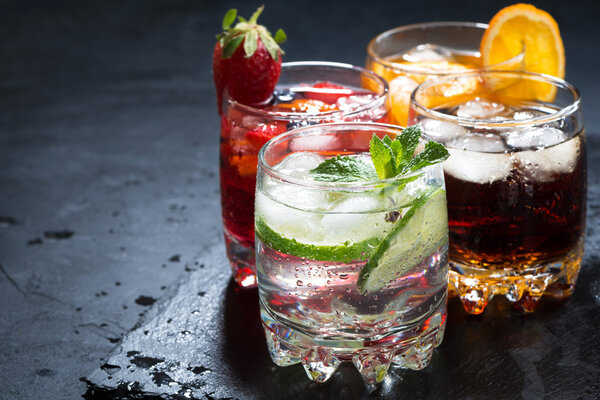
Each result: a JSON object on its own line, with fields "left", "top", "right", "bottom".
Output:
{"left": 274, "top": 28, "right": 287, "bottom": 44}
{"left": 396, "top": 124, "right": 421, "bottom": 171}
{"left": 243, "top": 30, "right": 258, "bottom": 57}
{"left": 221, "top": 35, "right": 244, "bottom": 58}
{"left": 369, "top": 135, "right": 397, "bottom": 180}
{"left": 222, "top": 9, "right": 237, "bottom": 30}
{"left": 310, "top": 155, "right": 378, "bottom": 182}
{"left": 406, "top": 141, "right": 450, "bottom": 172}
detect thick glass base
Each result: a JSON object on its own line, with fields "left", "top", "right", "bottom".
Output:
{"left": 223, "top": 229, "right": 256, "bottom": 288}
{"left": 449, "top": 239, "right": 584, "bottom": 314}
{"left": 261, "top": 297, "right": 447, "bottom": 384}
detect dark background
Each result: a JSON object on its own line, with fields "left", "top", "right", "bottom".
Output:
{"left": 1, "top": 1, "right": 599, "bottom": 399}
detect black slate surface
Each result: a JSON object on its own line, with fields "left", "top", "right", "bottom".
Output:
{"left": 1, "top": 1, "right": 600, "bottom": 399}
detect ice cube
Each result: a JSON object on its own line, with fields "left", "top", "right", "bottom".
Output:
{"left": 336, "top": 94, "right": 375, "bottom": 111}
{"left": 443, "top": 148, "right": 512, "bottom": 184}
{"left": 274, "top": 152, "right": 325, "bottom": 180}
{"left": 513, "top": 110, "right": 545, "bottom": 120}
{"left": 241, "top": 115, "right": 264, "bottom": 129}
{"left": 255, "top": 191, "right": 323, "bottom": 243}
{"left": 421, "top": 118, "right": 468, "bottom": 143}
{"left": 504, "top": 127, "right": 567, "bottom": 150}
{"left": 289, "top": 134, "right": 338, "bottom": 152}
{"left": 454, "top": 97, "right": 513, "bottom": 120}
{"left": 402, "top": 44, "right": 454, "bottom": 62}
{"left": 319, "top": 195, "right": 390, "bottom": 244}
{"left": 388, "top": 75, "right": 419, "bottom": 115}
{"left": 448, "top": 132, "right": 508, "bottom": 153}
{"left": 514, "top": 136, "right": 581, "bottom": 182}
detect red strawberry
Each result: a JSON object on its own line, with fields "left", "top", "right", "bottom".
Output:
{"left": 213, "top": 6, "right": 286, "bottom": 114}
{"left": 303, "top": 82, "right": 353, "bottom": 104}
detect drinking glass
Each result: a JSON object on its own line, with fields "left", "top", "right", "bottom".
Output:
{"left": 366, "top": 21, "right": 523, "bottom": 127}
{"left": 220, "top": 62, "right": 389, "bottom": 288}
{"left": 255, "top": 122, "right": 448, "bottom": 383}
{"left": 409, "top": 70, "right": 586, "bottom": 314}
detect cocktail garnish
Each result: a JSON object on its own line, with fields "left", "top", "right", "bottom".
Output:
{"left": 310, "top": 155, "right": 378, "bottom": 182}
{"left": 212, "top": 6, "right": 286, "bottom": 113}
{"left": 309, "top": 124, "right": 449, "bottom": 183}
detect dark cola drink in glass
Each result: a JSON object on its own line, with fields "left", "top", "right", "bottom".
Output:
{"left": 410, "top": 71, "right": 586, "bottom": 314}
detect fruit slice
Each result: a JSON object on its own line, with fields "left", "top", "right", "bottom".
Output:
{"left": 357, "top": 188, "right": 447, "bottom": 293}
{"left": 386, "top": 61, "right": 478, "bottom": 126}
{"left": 480, "top": 3, "right": 565, "bottom": 101}
{"left": 304, "top": 82, "right": 353, "bottom": 104}
{"left": 255, "top": 217, "right": 380, "bottom": 263}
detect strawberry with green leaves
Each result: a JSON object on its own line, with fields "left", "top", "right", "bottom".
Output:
{"left": 213, "top": 6, "right": 286, "bottom": 114}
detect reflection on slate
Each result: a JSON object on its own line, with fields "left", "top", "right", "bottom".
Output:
{"left": 82, "top": 241, "right": 600, "bottom": 399}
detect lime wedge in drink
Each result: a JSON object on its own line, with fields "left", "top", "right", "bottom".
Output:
{"left": 255, "top": 217, "right": 380, "bottom": 263}
{"left": 357, "top": 188, "right": 448, "bottom": 293}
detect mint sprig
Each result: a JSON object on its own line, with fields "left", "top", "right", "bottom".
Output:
{"left": 309, "top": 124, "right": 449, "bottom": 183}
{"left": 370, "top": 124, "right": 447, "bottom": 178}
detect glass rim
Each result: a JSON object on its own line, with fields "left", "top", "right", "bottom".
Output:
{"left": 409, "top": 70, "right": 581, "bottom": 130}
{"left": 366, "top": 21, "right": 524, "bottom": 75}
{"left": 257, "top": 122, "right": 437, "bottom": 191}
{"left": 226, "top": 61, "right": 388, "bottom": 121}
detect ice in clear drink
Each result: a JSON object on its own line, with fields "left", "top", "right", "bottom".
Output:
{"left": 255, "top": 123, "right": 449, "bottom": 384}
{"left": 410, "top": 71, "right": 586, "bottom": 314}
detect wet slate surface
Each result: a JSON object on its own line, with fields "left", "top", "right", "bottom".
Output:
{"left": 1, "top": 1, "right": 600, "bottom": 399}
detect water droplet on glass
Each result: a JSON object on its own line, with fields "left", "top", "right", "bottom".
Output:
{"left": 296, "top": 280, "right": 303, "bottom": 286}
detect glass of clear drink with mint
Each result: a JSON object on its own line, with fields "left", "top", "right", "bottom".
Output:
{"left": 409, "top": 70, "right": 586, "bottom": 315}
{"left": 255, "top": 122, "right": 450, "bottom": 384}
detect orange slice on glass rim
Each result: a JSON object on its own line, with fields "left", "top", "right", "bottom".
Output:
{"left": 480, "top": 3, "right": 565, "bottom": 101}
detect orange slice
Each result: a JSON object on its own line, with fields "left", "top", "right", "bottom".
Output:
{"left": 384, "top": 60, "right": 478, "bottom": 126}
{"left": 480, "top": 3, "right": 565, "bottom": 101}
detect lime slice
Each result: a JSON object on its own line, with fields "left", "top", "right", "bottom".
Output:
{"left": 255, "top": 218, "right": 380, "bottom": 263}
{"left": 357, "top": 188, "right": 448, "bottom": 293}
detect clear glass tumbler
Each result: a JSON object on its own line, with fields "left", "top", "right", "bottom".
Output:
{"left": 409, "top": 70, "right": 586, "bottom": 314}
{"left": 255, "top": 122, "right": 448, "bottom": 384}
{"left": 366, "top": 21, "right": 523, "bottom": 127}
{"left": 220, "top": 62, "right": 389, "bottom": 288}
